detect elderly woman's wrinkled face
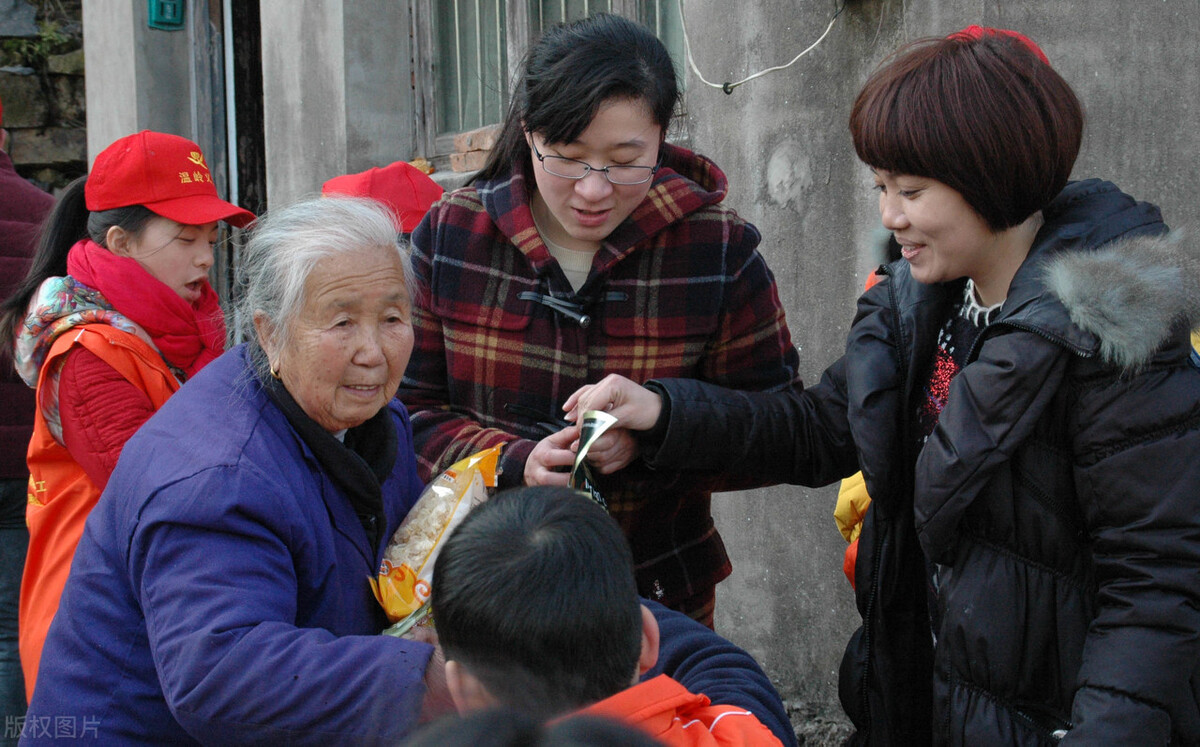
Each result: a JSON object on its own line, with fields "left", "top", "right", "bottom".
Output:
{"left": 272, "top": 245, "right": 413, "bottom": 433}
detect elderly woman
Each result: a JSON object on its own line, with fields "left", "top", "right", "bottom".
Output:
{"left": 21, "top": 197, "right": 447, "bottom": 744}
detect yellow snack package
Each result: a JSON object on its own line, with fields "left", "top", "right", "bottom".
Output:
{"left": 370, "top": 445, "right": 501, "bottom": 634}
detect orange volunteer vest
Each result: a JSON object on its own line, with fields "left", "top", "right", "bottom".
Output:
{"left": 20, "top": 325, "right": 178, "bottom": 699}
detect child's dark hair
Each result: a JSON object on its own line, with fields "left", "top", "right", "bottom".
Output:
{"left": 472, "top": 12, "right": 678, "bottom": 184}
{"left": 0, "top": 176, "right": 155, "bottom": 357}
{"left": 849, "top": 30, "right": 1083, "bottom": 231}
{"left": 404, "top": 707, "right": 665, "bottom": 747}
{"left": 431, "top": 486, "right": 643, "bottom": 720}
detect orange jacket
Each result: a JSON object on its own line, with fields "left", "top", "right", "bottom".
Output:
{"left": 20, "top": 325, "right": 178, "bottom": 699}
{"left": 580, "top": 674, "right": 783, "bottom": 746}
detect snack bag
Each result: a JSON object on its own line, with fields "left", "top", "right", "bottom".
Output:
{"left": 370, "top": 445, "right": 501, "bottom": 635}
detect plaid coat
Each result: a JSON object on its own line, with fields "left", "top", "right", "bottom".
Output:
{"left": 399, "top": 143, "right": 801, "bottom": 608}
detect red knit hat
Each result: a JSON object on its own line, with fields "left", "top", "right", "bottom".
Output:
{"left": 86, "top": 130, "right": 256, "bottom": 228}
{"left": 322, "top": 160, "right": 444, "bottom": 233}
{"left": 947, "top": 25, "right": 1051, "bottom": 65}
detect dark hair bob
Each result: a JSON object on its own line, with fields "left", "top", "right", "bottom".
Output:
{"left": 849, "top": 30, "right": 1084, "bottom": 231}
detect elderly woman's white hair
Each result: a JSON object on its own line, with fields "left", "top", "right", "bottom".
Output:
{"left": 234, "top": 195, "right": 414, "bottom": 381}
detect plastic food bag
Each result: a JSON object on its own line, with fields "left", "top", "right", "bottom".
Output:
{"left": 370, "top": 445, "right": 501, "bottom": 636}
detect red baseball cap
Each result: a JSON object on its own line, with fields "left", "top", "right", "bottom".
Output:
{"left": 85, "top": 130, "right": 256, "bottom": 228}
{"left": 947, "top": 25, "right": 1051, "bottom": 66}
{"left": 322, "top": 160, "right": 443, "bottom": 233}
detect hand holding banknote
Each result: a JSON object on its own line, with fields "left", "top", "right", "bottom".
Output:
{"left": 564, "top": 373, "right": 663, "bottom": 432}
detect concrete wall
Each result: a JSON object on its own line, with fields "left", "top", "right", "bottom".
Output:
{"left": 260, "top": 0, "right": 414, "bottom": 205}
{"left": 81, "top": 0, "right": 193, "bottom": 164}
{"left": 695, "top": 0, "right": 1200, "bottom": 730}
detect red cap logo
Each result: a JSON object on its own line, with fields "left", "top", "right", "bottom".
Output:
{"left": 85, "top": 130, "right": 255, "bottom": 228}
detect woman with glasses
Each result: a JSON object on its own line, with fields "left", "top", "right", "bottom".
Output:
{"left": 398, "top": 12, "right": 801, "bottom": 627}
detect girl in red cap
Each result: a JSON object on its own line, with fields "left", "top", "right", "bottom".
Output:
{"left": 0, "top": 130, "right": 254, "bottom": 700}
{"left": 568, "top": 27, "right": 1200, "bottom": 745}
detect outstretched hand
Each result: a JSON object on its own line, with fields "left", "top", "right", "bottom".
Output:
{"left": 563, "top": 374, "right": 663, "bottom": 432}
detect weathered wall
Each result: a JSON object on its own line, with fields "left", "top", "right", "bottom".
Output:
{"left": 1, "top": 0, "right": 85, "bottom": 190}
{"left": 82, "top": 0, "right": 192, "bottom": 164}
{"left": 260, "top": 0, "right": 414, "bottom": 205}
{"left": 0, "top": 60, "right": 85, "bottom": 190}
{"left": 693, "top": 0, "right": 1199, "bottom": 734}
{"left": 259, "top": 0, "right": 346, "bottom": 203}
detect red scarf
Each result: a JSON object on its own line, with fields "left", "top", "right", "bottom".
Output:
{"left": 66, "top": 238, "right": 226, "bottom": 378}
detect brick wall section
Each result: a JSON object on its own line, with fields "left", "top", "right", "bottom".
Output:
{"left": 448, "top": 123, "right": 501, "bottom": 172}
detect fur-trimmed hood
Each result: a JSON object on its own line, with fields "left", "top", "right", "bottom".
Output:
{"left": 1044, "top": 230, "right": 1200, "bottom": 370}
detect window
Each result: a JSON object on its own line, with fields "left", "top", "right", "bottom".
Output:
{"left": 638, "top": 0, "right": 683, "bottom": 73}
{"left": 414, "top": 0, "right": 685, "bottom": 160}
{"left": 431, "top": 0, "right": 508, "bottom": 136}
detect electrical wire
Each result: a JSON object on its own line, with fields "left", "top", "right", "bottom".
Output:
{"left": 679, "top": 0, "right": 848, "bottom": 94}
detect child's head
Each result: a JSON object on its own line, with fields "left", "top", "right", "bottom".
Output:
{"left": 75, "top": 132, "right": 253, "bottom": 303}
{"left": 0, "top": 130, "right": 255, "bottom": 348}
{"left": 404, "top": 707, "right": 665, "bottom": 747}
{"left": 476, "top": 13, "right": 678, "bottom": 183}
{"left": 849, "top": 26, "right": 1083, "bottom": 231}
{"left": 432, "top": 486, "right": 653, "bottom": 720}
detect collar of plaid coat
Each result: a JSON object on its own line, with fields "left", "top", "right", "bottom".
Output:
{"left": 474, "top": 143, "right": 729, "bottom": 278}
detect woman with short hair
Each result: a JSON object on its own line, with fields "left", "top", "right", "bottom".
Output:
{"left": 21, "top": 196, "right": 449, "bottom": 744}
{"left": 568, "top": 27, "right": 1200, "bottom": 744}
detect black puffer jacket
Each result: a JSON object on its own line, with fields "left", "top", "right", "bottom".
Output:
{"left": 644, "top": 180, "right": 1200, "bottom": 745}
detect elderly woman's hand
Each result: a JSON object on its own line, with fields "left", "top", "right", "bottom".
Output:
{"left": 524, "top": 427, "right": 577, "bottom": 487}
{"left": 563, "top": 374, "right": 663, "bottom": 432}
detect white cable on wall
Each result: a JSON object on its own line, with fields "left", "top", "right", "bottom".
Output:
{"left": 680, "top": 0, "right": 847, "bottom": 94}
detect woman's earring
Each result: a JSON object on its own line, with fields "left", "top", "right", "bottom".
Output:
{"left": 270, "top": 362, "right": 281, "bottom": 380}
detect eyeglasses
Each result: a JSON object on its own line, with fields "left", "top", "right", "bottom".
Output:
{"left": 531, "top": 140, "right": 660, "bottom": 186}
